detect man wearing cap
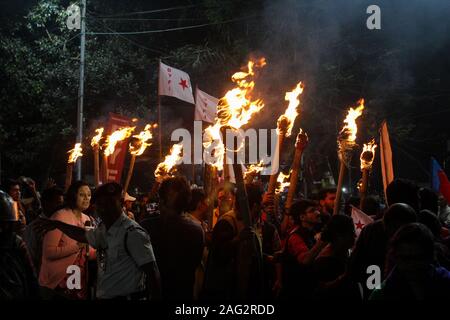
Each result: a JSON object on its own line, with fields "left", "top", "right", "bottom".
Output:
{"left": 123, "top": 192, "right": 136, "bottom": 220}
{"left": 35, "top": 182, "right": 161, "bottom": 300}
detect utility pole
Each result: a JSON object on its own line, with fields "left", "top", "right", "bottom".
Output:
{"left": 76, "top": 0, "right": 86, "bottom": 180}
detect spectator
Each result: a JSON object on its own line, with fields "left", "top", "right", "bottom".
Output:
{"left": 39, "top": 181, "right": 95, "bottom": 299}
{"left": 35, "top": 182, "right": 161, "bottom": 300}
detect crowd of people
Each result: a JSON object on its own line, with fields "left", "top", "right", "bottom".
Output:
{"left": 1, "top": 174, "right": 450, "bottom": 300}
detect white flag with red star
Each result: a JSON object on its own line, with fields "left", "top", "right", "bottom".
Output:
{"left": 158, "top": 61, "right": 195, "bottom": 104}
{"left": 195, "top": 88, "right": 218, "bottom": 123}
{"left": 351, "top": 205, "right": 374, "bottom": 237}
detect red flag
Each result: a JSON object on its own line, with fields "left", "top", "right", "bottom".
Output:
{"left": 438, "top": 170, "right": 450, "bottom": 204}
{"left": 158, "top": 61, "right": 195, "bottom": 104}
{"left": 103, "top": 113, "right": 133, "bottom": 183}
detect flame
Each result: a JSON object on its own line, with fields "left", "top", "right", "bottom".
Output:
{"left": 154, "top": 143, "right": 183, "bottom": 180}
{"left": 203, "top": 58, "right": 266, "bottom": 170}
{"left": 103, "top": 127, "right": 135, "bottom": 156}
{"left": 277, "top": 82, "right": 304, "bottom": 137}
{"left": 338, "top": 99, "right": 365, "bottom": 157}
{"left": 244, "top": 160, "right": 265, "bottom": 179}
{"left": 129, "top": 124, "right": 156, "bottom": 156}
{"left": 68, "top": 143, "right": 83, "bottom": 163}
{"left": 90, "top": 128, "right": 104, "bottom": 147}
{"left": 360, "top": 139, "right": 377, "bottom": 170}
{"left": 276, "top": 170, "right": 291, "bottom": 194}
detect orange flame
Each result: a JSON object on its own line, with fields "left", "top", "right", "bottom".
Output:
{"left": 90, "top": 128, "right": 104, "bottom": 147}
{"left": 129, "top": 124, "right": 156, "bottom": 156}
{"left": 338, "top": 99, "right": 365, "bottom": 157}
{"left": 360, "top": 139, "right": 377, "bottom": 170}
{"left": 68, "top": 143, "right": 83, "bottom": 163}
{"left": 276, "top": 170, "right": 291, "bottom": 194}
{"left": 243, "top": 160, "right": 265, "bottom": 180}
{"left": 203, "top": 58, "right": 266, "bottom": 170}
{"left": 104, "top": 127, "right": 135, "bottom": 157}
{"left": 154, "top": 143, "right": 183, "bottom": 181}
{"left": 277, "top": 82, "right": 304, "bottom": 137}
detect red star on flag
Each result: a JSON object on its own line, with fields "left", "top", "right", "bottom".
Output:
{"left": 355, "top": 220, "right": 365, "bottom": 230}
{"left": 179, "top": 78, "right": 188, "bottom": 90}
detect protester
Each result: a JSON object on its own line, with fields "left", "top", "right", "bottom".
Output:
{"left": 370, "top": 223, "right": 450, "bottom": 300}
{"left": 18, "top": 176, "right": 42, "bottom": 223}
{"left": 417, "top": 210, "right": 450, "bottom": 270}
{"left": 141, "top": 177, "right": 203, "bottom": 300}
{"left": 3, "top": 179, "right": 27, "bottom": 233}
{"left": 24, "top": 186, "right": 64, "bottom": 274}
{"left": 385, "top": 178, "right": 420, "bottom": 212}
{"left": 212, "top": 183, "right": 236, "bottom": 229}
{"left": 280, "top": 199, "right": 327, "bottom": 300}
{"left": 123, "top": 192, "right": 136, "bottom": 220}
{"left": 314, "top": 215, "right": 356, "bottom": 282}
{"left": 185, "top": 188, "right": 210, "bottom": 299}
{"left": 35, "top": 182, "right": 161, "bottom": 300}
{"left": 347, "top": 202, "right": 417, "bottom": 299}
{"left": 360, "top": 195, "right": 382, "bottom": 220}
{"left": 38, "top": 181, "right": 95, "bottom": 300}
{"left": 203, "top": 183, "right": 264, "bottom": 300}
{"left": 0, "top": 190, "right": 39, "bottom": 299}
{"left": 317, "top": 188, "right": 336, "bottom": 230}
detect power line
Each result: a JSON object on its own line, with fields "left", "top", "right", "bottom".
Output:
{"left": 86, "top": 15, "right": 260, "bottom": 35}
{"left": 89, "top": 16, "right": 209, "bottom": 22}
{"left": 89, "top": 4, "right": 198, "bottom": 18}
{"left": 87, "top": 17, "right": 168, "bottom": 55}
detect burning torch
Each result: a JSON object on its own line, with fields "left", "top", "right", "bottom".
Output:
{"left": 90, "top": 128, "right": 103, "bottom": 187}
{"left": 285, "top": 130, "right": 309, "bottom": 211}
{"left": 333, "top": 99, "right": 365, "bottom": 215}
{"left": 65, "top": 143, "right": 83, "bottom": 191}
{"left": 359, "top": 139, "right": 377, "bottom": 206}
{"left": 150, "top": 143, "right": 184, "bottom": 198}
{"left": 102, "top": 126, "right": 135, "bottom": 183}
{"left": 123, "top": 124, "right": 156, "bottom": 194}
{"left": 267, "top": 82, "right": 304, "bottom": 195}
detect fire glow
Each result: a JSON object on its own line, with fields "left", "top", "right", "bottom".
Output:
{"left": 338, "top": 99, "right": 365, "bottom": 157}
{"left": 103, "top": 127, "right": 135, "bottom": 156}
{"left": 277, "top": 82, "right": 304, "bottom": 137}
{"left": 90, "top": 128, "right": 104, "bottom": 148}
{"left": 276, "top": 170, "right": 291, "bottom": 194}
{"left": 203, "top": 58, "right": 266, "bottom": 170}
{"left": 360, "top": 139, "right": 377, "bottom": 170}
{"left": 129, "top": 124, "right": 156, "bottom": 156}
{"left": 67, "top": 143, "right": 83, "bottom": 163}
{"left": 154, "top": 143, "right": 183, "bottom": 180}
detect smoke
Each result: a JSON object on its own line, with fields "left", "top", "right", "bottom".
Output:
{"left": 253, "top": 0, "right": 450, "bottom": 182}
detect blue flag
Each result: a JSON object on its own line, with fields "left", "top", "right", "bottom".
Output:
{"left": 431, "top": 157, "right": 442, "bottom": 193}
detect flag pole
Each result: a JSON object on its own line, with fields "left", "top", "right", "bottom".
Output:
{"left": 158, "top": 59, "right": 162, "bottom": 162}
